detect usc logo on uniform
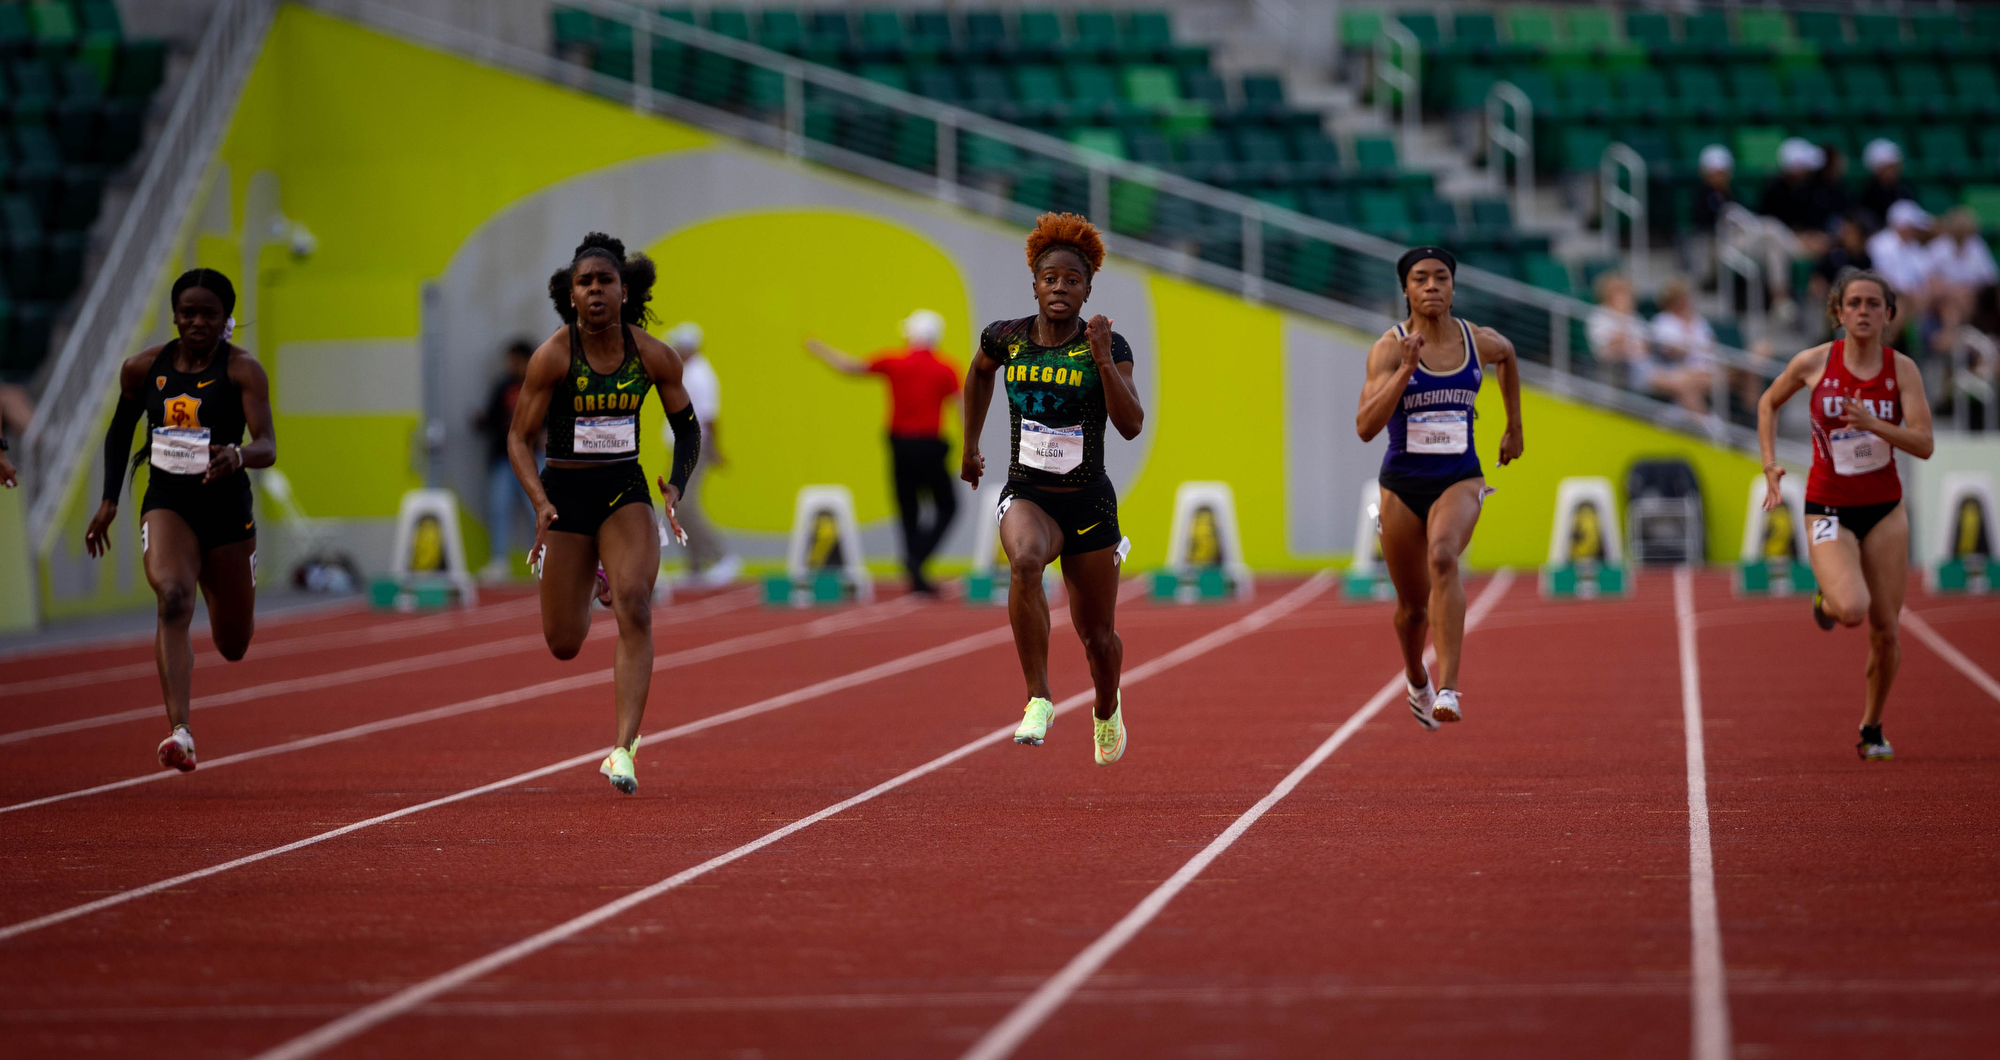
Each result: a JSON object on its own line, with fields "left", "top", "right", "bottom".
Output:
{"left": 163, "top": 395, "right": 202, "bottom": 428}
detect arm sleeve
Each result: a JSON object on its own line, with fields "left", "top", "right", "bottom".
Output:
{"left": 102, "top": 395, "right": 144, "bottom": 503}
{"left": 665, "top": 403, "right": 701, "bottom": 496}
{"left": 1109, "top": 332, "right": 1134, "bottom": 364}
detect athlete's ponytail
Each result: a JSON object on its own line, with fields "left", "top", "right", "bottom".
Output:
{"left": 547, "top": 232, "right": 658, "bottom": 328}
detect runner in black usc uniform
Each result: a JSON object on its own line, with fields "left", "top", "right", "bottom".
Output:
{"left": 511, "top": 233, "right": 701, "bottom": 795}
{"left": 962, "top": 213, "right": 1145, "bottom": 766}
{"left": 86, "top": 268, "right": 276, "bottom": 773}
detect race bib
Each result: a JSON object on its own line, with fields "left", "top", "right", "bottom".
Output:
{"left": 1407, "top": 410, "right": 1469, "bottom": 454}
{"left": 1811, "top": 515, "right": 1840, "bottom": 545}
{"left": 1019, "top": 418, "right": 1083, "bottom": 474}
{"left": 574, "top": 415, "right": 637, "bottom": 455}
{"left": 1829, "top": 428, "right": 1890, "bottom": 476}
{"left": 150, "top": 427, "right": 210, "bottom": 476}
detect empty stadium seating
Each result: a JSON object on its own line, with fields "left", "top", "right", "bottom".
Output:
{"left": 0, "top": 0, "right": 164, "bottom": 381}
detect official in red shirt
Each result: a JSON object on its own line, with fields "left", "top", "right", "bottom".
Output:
{"left": 806, "top": 310, "right": 962, "bottom": 594}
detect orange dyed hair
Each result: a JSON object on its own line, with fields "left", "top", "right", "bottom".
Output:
{"left": 1024, "top": 212, "right": 1105, "bottom": 275}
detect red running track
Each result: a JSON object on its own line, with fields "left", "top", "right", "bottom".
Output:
{"left": 0, "top": 572, "right": 1995, "bottom": 1059}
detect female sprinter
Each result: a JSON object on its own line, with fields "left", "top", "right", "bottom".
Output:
{"left": 511, "top": 233, "right": 701, "bottom": 794}
{"left": 961, "top": 213, "right": 1144, "bottom": 765}
{"left": 85, "top": 268, "right": 275, "bottom": 772}
{"left": 1356, "top": 247, "right": 1523, "bottom": 730}
{"left": 1756, "top": 269, "right": 1934, "bottom": 760}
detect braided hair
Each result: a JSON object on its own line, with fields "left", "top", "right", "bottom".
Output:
{"left": 547, "top": 232, "right": 657, "bottom": 327}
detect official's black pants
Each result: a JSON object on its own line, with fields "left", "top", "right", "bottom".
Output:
{"left": 889, "top": 435, "right": 957, "bottom": 588}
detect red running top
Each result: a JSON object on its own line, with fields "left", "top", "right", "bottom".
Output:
{"left": 868, "top": 347, "right": 961, "bottom": 439}
{"left": 1805, "top": 339, "right": 1903, "bottom": 507}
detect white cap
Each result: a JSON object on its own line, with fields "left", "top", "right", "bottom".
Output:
{"left": 1698, "top": 143, "right": 1733, "bottom": 174}
{"left": 666, "top": 321, "right": 702, "bottom": 353}
{"left": 1778, "top": 137, "right": 1826, "bottom": 173}
{"left": 1863, "top": 138, "right": 1903, "bottom": 171}
{"left": 901, "top": 308, "right": 945, "bottom": 349}
{"left": 1887, "top": 198, "right": 1932, "bottom": 230}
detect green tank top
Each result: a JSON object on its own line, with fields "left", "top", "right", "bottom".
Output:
{"left": 980, "top": 316, "right": 1134, "bottom": 487}
{"left": 547, "top": 322, "right": 650, "bottom": 462}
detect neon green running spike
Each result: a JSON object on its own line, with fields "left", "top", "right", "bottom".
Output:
{"left": 1093, "top": 693, "right": 1126, "bottom": 766}
{"left": 600, "top": 736, "right": 639, "bottom": 795}
{"left": 1013, "top": 697, "right": 1055, "bottom": 746}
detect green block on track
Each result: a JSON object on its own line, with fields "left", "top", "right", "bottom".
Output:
{"left": 1195, "top": 567, "right": 1230, "bottom": 600}
{"left": 811, "top": 571, "right": 845, "bottom": 604}
{"left": 762, "top": 575, "right": 793, "bottom": 606}
{"left": 966, "top": 572, "right": 999, "bottom": 604}
{"left": 1150, "top": 569, "right": 1179, "bottom": 601}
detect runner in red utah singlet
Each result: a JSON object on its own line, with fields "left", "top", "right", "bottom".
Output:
{"left": 1805, "top": 339, "right": 1903, "bottom": 508}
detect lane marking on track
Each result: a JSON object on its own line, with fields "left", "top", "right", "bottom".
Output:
{"left": 0, "top": 586, "right": 1153, "bottom": 936}
{"left": 243, "top": 574, "right": 1331, "bottom": 1060}
{"left": 0, "top": 593, "right": 377, "bottom": 664}
{"left": 0, "top": 596, "right": 924, "bottom": 816}
{"left": 1676, "top": 565, "right": 1733, "bottom": 1060}
{"left": 0, "top": 590, "right": 759, "bottom": 744}
{"left": 0, "top": 596, "right": 561, "bottom": 698}
{"left": 956, "top": 571, "right": 1511, "bottom": 1060}
{"left": 1902, "top": 608, "right": 2000, "bottom": 704}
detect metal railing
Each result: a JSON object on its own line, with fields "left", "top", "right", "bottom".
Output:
{"left": 1485, "top": 80, "right": 1532, "bottom": 227}
{"left": 1601, "top": 142, "right": 1647, "bottom": 286}
{"left": 316, "top": 0, "right": 1799, "bottom": 459}
{"left": 21, "top": 0, "right": 278, "bottom": 548}
{"left": 1374, "top": 19, "right": 1419, "bottom": 157}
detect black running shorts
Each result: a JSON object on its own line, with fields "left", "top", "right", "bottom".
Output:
{"left": 999, "top": 477, "right": 1121, "bottom": 557}
{"left": 540, "top": 461, "right": 652, "bottom": 539}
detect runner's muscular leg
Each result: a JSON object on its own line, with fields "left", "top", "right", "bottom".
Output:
{"left": 1060, "top": 544, "right": 1122, "bottom": 720}
{"left": 1858, "top": 505, "right": 1910, "bottom": 728}
{"left": 1424, "top": 477, "right": 1486, "bottom": 690}
{"left": 539, "top": 529, "right": 598, "bottom": 660}
{"left": 1807, "top": 522, "right": 1870, "bottom": 628}
{"left": 596, "top": 502, "right": 660, "bottom": 750}
{"left": 142, "top": 510, "right": 203, "bottom": 731}
{"left": 1377, "top": 486, "right": 1433, "bottom": 687}
{"left": 1001, "top": 498, "right": 1063, "bottom": 700}
{"left": 197, "top": 537, "right": 258, "bottom": 662}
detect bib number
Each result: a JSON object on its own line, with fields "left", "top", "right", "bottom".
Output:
{"left": 1829, "top": 428, "right": 1890, "bottom": 476}
{"left": 1408, "top": 410, "right": 1469, "bottom": 455}
{"left": 150, "top": 427, "right": 211, "bottom": 476}
{"left": 1019, "top": 418, "right": 1084, "bottom": 474}
{"left": 1811, "top": 515, "right": 1840, "bottom": 545}
{"left": 574, "top": 415, "right": 637, "bottom": 456}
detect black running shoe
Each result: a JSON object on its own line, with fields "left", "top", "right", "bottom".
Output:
{"left": 1857, "top": 725, "right": 1894, "bottom": 761}
{"left": 1812, "top": 590, "right": 1836, "bottom": 631}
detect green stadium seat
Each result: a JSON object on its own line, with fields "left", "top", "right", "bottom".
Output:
{"left": 707, "top": 9, "right": 751, "bottom": 40}
{"left": 1615, "top": 126, "right": 1673, "bottom": 169}
{"left": 1893, "top": 63, "right": 1957, "bottom": 119}
{"left": 1669, "top": 66, "right": 1730, "bottom": 122}
{"left": 1521, "top": 251, "right": 1572, "bottom": 295}
{"left": 857, "top": 64, "right": 908, "bottom": 92}
{"left": 1975, "top": 127, "right": 2000, "bottom": 171}
{"left": 806, "top": 10, "right": 851, "bottom": 61}
{"left": 656, "top": 9, "right": 694, "bottom": 26}
{"left": 1124, "top": 11, "right": 1174, "bottom": 61}
{"left": 1682, "top": 13, "right": 1732, "bottom": 55}
{"left": 1736, "top": 11, "right": 1793, "bottom": 50}
{"left": 1504, "top": 8, "right": 1558, "bottom": 53}
{"left": 1913, "top": 125, "right": 1974, "bottom": 181}
{"left": 1625, "top": 12, "right": 1672, "bottom": 51}
{"left": 1909, "top": 16, "right": 1964, "bottom": 57}
{"left": 1795, "top": 12, "right": 1846, "bottom": 50}
{"left": 758, "top": 10, "right": 806, "bottom": 53}
{"left": 1071, "top": 126, "right": 1125, "bottom": 159}
{"left": 1180, "top": 67, "right": 1227, "bottom": 108}
{"left": 1303, "top": 187, "right": 1354, "bottom": 225}
{"left": 1241, "top": 72, "right": 1285, "bottom": 117}
{"left": 1291, "top": 129, "right": 1341, "bottom": 173}
{"left": 963, "top": 66, "right": 1012, "bottom": 112}
{"left": 1235, "top": 127, "right": 1291, "bottom": 183}
{"left": 1961, "top": 184, "right": 2000, "bottom": 228}
{"left": 1065, "top": 63, "right": 1124, "bottom": 120}
{"left": 1564, "top": 9, "right": 1616, "bottom": 50}
{"left": 1356, "top": 187, "right": 1411, "bottom": 235}
{"left": 1017, "top": 10, "right": 1063, "bottom": 58}
{"left": 1783, "top": 66, "right": 1839, "bottom": 121}
{"left": 1951, "top": 63, "right": 2000, "bottom": 119}
{"left": 1395, "top": 11, "right": 1441, "bottom": 47}
{"left": 1554, "top": 68, "right": 1613, "bottom": 123}
{"left": 1074, "top": 11, "right": 1118, "bottom": 59}
{"left": 1733, "top": 126, "right": 1787, "bottom": 176}
{"left": 1174, "top": 129, "right": 1235, "bottom": 184}
{"left": 10, "top": 58, "right": 55, "bottom": 122}
{"left": 1010, "top": 64, "right": 1065, "bottom": 120}
{"left": 1338, "top": 10, "right": 1381, "bottom": 49}
{"left": 1557, "top": 125, "right": 1611, "bottom": 173}
{"left": 1448, "top": 11, "right": 1500, "bottom": 58}
{"left": 890, "top": 115, "right": 935, "bottom": 171}
{"left": 1469, "top": 196, "right": 1512, "bottom": 232}
{"left": 1837, "top": 63, "right": 1902, "bottom": 119}
{"left": 1125, "top": 130, "right": 1174, "bottom": 166}
{"left": 52, "top": 167, "right": 103, "bottom": 231}
{"left": 1351, "top": 134, "right": 1397, "bottom": 174}
{"left": 552, "top": 8, "right": 595, "bottom": 51}
{"left": 858, "top": 11, "right": 906, "bottom": 58}
{"left": 1410, "top": 189, "right": 1457, "bottom": 228}
{"left": 1123, "top": 65, "right": 1180, "bottom": 108}
{"left": 1251, "top": 187, "right": 1301, "bottom": 213}
{"left": 1851, "top": 14, "right": 1903, "bottom": 58}
{"left": 964, "top": 11, "right": 1010, "bottom": 58}
{"left": 1727, "top": 66, "right": 1790, "bottom": 124}
{"left": 1613, "top": 67, "right": 1672, "bottom": 122}
{"left": 909, "top": 11, "right": 953, "bottom": 54}
{"left": 27, "top": 2, "right": 76, "bottom": 52}
{"left": 959, "top": 132, "right": 1016, "bottom": 174}
{"left": 77, "top": 0, "right": 121, "bottom": 43}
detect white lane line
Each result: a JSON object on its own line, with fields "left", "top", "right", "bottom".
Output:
{"left": 244, "top": 573, "right": 1333, "bottom": 1060}
{"left": 0, "top": 596, "right": 555, "bottom": 697}
{"left": 957, "top": 571, "right": 1514, "bottom": 1060}
{"left": 1903, "top": 607, "right": 2000, "bottom": 704}
{"left": 0, "top": 590, "right": 758, "bottom": 745}
{"left": 1676, "top": 565, "right": 1733, "bottom": 1060}
{"left": 0, "top": 598, "right": 922, "bottom": 815}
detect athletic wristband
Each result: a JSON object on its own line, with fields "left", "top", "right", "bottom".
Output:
{"left": 665, "top": 403, "right": 701, "bottom": 496}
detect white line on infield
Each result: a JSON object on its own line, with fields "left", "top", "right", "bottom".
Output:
{"left": 242, "top": 573, "right": 1330, "bottom": 1060}
{"left": 0, "top": 590, "right": 756, "bottom": 740}
{"left": 1676, "top": 566, "right": 1733, "bottom": 1060}
{"left": 1902, "top": 607, "right": 2000, "bottom": 705}
{"left": 956, "top": 570, "right": 1513, "bottom": 1060}
{"left": 0, "top": 597, "right": 921, "bottom": 815}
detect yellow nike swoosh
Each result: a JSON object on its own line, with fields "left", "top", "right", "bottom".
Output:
{"left": 1078, "top": 521, "right": 1101, "bottom": 535}
{"left": 196, "top": 380, "right": 215, "bottom": 388}
{"left": 608, "top": 490, "right": 625, "bottom": 508}
{"left": 616, "top": 379, "right": 637, "bottom": 389}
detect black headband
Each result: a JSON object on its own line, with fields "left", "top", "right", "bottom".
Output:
{"left": 1396, "top": 246, "right": 1456, "bottom": 288}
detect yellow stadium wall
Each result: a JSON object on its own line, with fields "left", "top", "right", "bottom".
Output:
{"left": 27, "top": 4, "right": 1770, "bottom": 621}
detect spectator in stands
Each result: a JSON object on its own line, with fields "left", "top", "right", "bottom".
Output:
{"left": 1927, "top": 207, "right": 1998, "bottom": 355}
{"left": 1585, "top": 272, "right": 1650, "bottom": 385}
{"left": 1867, "top": 200, "right": 1937, "bottom": 344}
{"left": 1646, "top": 278, "right": 1721, "bottom": 429}
{"left": 476, "top": 338, "right": 537, "bottom": 579}
{"left": 1812, "top": 145, "right": 1851, "bottom": 234}
{"left": 1691, "top": 145, "right": 1736, "bottom": 233}
{"left": 1856, "top": 139, "right": 1917, "bottom": 234}
{"left": 1713, "top": 140, "right": 1822, "bottom": 327}
{"left": 1812, "top": 215, "right": 1874, "bottom": 329}
{"left": 1759, "top": 138, "right": 1835, "bottom": 256}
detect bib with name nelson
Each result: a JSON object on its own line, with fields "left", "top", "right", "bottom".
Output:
{"left": 983, "top": 316, "right": 1134, "bottom": 485}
